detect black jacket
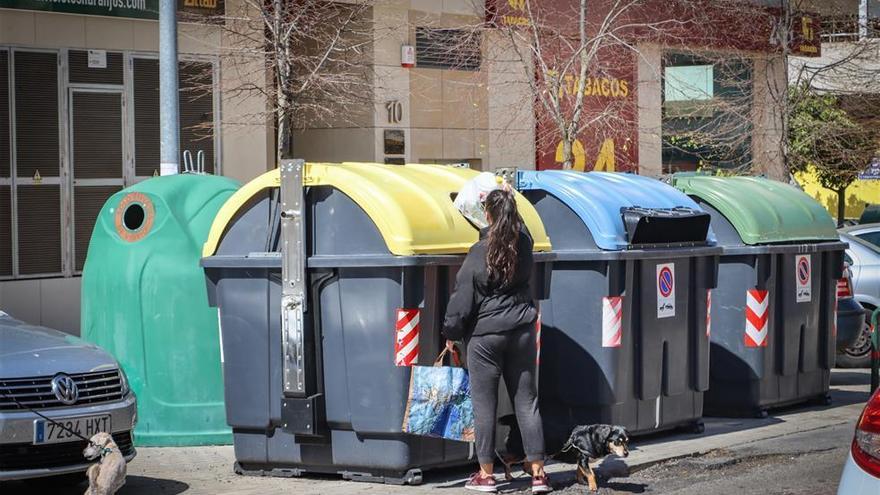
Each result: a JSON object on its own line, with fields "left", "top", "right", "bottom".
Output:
{"left": 442, "top": 228, "right": 537, "bottom": 341}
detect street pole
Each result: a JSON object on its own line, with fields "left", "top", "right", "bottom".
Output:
{"left": 159, "top": 0, "right": 180, "bottom": 176}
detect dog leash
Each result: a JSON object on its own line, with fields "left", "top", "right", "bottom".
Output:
{"left": 0, "top": 389, "right": 114, "bottom": 456}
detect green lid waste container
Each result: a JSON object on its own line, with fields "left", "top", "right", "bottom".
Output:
{"left": 201, "top": 161, "right": 551, "bottom": 484}
{"left": 82, "top": 174, "right": 239, "bottom": 446}
{"left": 673, "top": 176, "right": 845, "bottom": 417}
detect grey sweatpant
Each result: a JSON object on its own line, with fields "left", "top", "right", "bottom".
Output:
{"left": 467, "top": 324, "right": 545, "bottom": 464}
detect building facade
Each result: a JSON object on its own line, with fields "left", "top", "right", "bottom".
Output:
{"left": 0, "top": 0, "right": 801, "bottom": 333}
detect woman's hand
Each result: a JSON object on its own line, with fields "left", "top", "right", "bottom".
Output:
{"left": 445, "top": 340, "right": 456, "bottom": 352}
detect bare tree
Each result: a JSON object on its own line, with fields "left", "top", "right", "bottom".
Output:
{"left": 473, "top": 0, "right": 787, "bottom": 173}
{"left": 197, "top": 0, "right": 376, "bottom": 165}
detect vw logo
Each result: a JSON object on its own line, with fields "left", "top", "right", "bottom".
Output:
{"left": 51, "top": 374, "right": 79, "bottom": 405}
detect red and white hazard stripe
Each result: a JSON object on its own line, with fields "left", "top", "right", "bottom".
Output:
{"left": 706, "top": 290, "right": 712, "bottom": 338}
{"left": 395, "top": 309, "right": 420, "bottom": 366}
{"left": 744, "top": 289, "right": 769, "bottom": 347}
{"left": 602, "top": 296, "right": 623, "bottom": 348}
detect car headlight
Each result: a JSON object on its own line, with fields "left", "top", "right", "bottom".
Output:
{"left": 118, "top": 366, "right": 130, "bottom": 396}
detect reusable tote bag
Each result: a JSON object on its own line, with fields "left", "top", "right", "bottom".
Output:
{"left": 402, "top": 347, "right": 475, "bottom": 442}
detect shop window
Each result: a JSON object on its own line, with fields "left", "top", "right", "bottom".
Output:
{"left": 415, "top": 28, "right": 481, "bottom": 71}
{"left": 664, "top": 65, "right": 713, "bottom": 102}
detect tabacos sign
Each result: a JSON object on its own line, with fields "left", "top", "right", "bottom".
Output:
{"left": 535, "top": 46, "right": 638, "bottom": 172}
{"left": 0, "top": 0, "right": 223, "bottom": 20}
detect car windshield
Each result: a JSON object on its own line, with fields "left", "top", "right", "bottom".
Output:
{"left": 855, "top": 230, "right": 880, "bottom": 249}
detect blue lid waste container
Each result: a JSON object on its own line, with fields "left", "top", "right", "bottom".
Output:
{"left": 673, "top": 175, "right": 846, "bottom": 417}
{"left": 513, "top": 170, "right": 720, "bottom": 435}
{"left": 200, "top": 161, "right": 552, "bottom": 484}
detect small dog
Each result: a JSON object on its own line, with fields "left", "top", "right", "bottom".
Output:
{"left": 498, "top": 416, "right": 630, "bottom": 492}
{"left": 83, "top": 432, "right": 126, "bottom": 495}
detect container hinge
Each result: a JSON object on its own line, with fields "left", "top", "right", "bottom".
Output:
{"left": 280, "top": 159, "right": 307, "bottom": 396}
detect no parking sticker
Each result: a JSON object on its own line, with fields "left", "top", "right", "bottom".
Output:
{"left": 796, "top": 255, "right": 811, "bottom": 303}
{"left": 657, "top": 263, "right": 675, "bottom": 318}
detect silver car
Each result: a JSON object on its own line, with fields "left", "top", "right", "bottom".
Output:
{"left": 0, "top": 311, "right": 137, "bottom": 481}
{"left": 838, "top": 224, "right": 880, "bottom": 368}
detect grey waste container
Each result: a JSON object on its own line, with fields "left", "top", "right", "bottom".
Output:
{"left": 514, "top": 170, "right": 720, "bottom": 435}
{"left": 201, "top": 161, "right": 552, "bottom": 483}
{"left": 674, "top": 175, "right": 845, "bottom": 417}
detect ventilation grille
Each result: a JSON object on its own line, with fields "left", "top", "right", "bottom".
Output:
{"left": 0, "top": 50, "right": 9, "bottom": 178}
{"left": 0, "top": 186, "right": 10, "bottom": 277}
{"left": 68, "top": 50, "right": 124, "bottom": 85}
{"left": 74, "top": 186, "right": 121, "bottom": 272}
{"left": 133, "top": 58, "right": 160, "bottom": 177}
{"left": 180, "top": 61, "right": 215, "bottom": 174}
{"left": 17, "top": 185, "right": 61, "bottom": 275}
{"left": 72, "top": 92, "right": 123, "bottom": 179}
{"left": 415, "top": 28, "right": 481, "bottom": 71}
{"left": 15, "top": 51, "right": 59, "bottom": 178}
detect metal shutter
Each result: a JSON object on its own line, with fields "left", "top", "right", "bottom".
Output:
{"left": 133, "top": 58, "right": 160, "bottom": 177}
{"left": 134, "top": 59, "right": 216, "bottom": 176}
{"left": 71, "top": 92, "right": 123, "bottom": 179}
{"left": 0, "top": 186, "right": 10, "bottom": 277}
{"left": 74, "top": 186, "right": 120, "bottom": 272}
{"left": 0, "top": 50, "right": 9, "bottom": 178}
{"left": 179, "top": 61, "right": 215, "bottom": 174}
{"left": 17, "top": 185, "right": 61, "bottom": 275}
{"left": 15, "top": 51, "right": 59, "bottom": 178}
{"left": 415, "top": 28, "right": 481, "bottom": 71}
{"left": 68, "top": 50, "right": 123, "bottom": 85}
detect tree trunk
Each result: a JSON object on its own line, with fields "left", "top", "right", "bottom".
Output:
{"left": 561, "top": 138, "right": 573, "bottom": 170}
{"left": 836, "top": 185, "right": 847, "bottom": 226}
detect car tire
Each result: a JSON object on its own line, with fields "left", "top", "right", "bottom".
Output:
{"left": 836, "top": 307, "right": 874, "bottom": 369}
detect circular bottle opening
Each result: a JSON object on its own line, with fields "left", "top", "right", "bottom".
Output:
{"left": 122, "top": 203, "right": 146, "bottom": 232}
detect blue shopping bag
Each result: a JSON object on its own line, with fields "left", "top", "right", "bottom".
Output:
{"left": 402, "top": 348, "right": 475, "bottom": 442}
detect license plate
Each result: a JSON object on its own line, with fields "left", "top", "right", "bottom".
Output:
{"left": 33, "top": 415, "right": 111, "bottom": 445}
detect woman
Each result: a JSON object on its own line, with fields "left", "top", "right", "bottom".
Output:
{"left": 442, "top": 187, "right": 551, "bottom": 493}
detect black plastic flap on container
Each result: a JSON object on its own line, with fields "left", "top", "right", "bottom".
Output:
{"left": 620, "top": 207, "right": 711, "bottom": 248}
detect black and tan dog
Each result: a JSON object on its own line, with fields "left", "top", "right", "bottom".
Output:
{"left": 498, "top": 416, "right": 630, "bottom": 492}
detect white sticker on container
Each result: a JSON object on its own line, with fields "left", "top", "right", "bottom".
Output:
{"left": 657, "top": 263, "right": 675, "bottom": 319}
{"left": 796, "top": 254, "right": 811, "bottom": 303}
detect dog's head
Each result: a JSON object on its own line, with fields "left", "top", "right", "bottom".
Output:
{"left": 605, "top": 425, "right": 630, "bottom": 458}
{"left": 83, "top": 432, "right": 115, "bottom": 460}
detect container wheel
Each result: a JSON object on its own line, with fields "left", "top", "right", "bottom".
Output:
{"left": 754, "top": 409, "right": 769, "bottom": 419}
{"left": 691, "top": 420, "right": 705, "bottom": 434}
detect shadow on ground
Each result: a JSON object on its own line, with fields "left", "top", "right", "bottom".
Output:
{"left": 0, "top": 475, "right": 189, "bottom": 494}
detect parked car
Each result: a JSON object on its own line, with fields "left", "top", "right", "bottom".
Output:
{"left": 838, "top": 228, "right": 880, "bottom": 368}
{"left": 845, "top": 223, "right": 880, "bottom": 249}
{"left": 837, "top": 263, "right": 866, "bottom": 354}
{"left": 0, "top": 310, "right": 137, "bottom": 482}
{"left": 837, "top": 387, "right": 880, "bottom": 494}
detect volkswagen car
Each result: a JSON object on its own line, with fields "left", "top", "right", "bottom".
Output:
{"left": 0, "top": 310, "right": 137, "bottom": 481}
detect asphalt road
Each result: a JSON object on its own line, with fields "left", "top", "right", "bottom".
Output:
{"left": 1, "top": 369, "right": 871, "bottom": 495}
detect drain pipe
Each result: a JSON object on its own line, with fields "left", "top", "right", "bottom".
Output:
{"left": 159, "top": 0, "right": 180, "bottom": 176}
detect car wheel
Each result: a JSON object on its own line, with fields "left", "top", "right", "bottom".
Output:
{"left": 836, "top": 307, "right": 874, "bottom": 369}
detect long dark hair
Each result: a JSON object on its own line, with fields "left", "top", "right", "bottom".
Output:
{"left": 484, "top": 188, "right": 523, "bottom": 288}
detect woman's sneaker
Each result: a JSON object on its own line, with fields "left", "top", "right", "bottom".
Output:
{"left": 465, "top": 472, "right": 497, "bottom": 493}
{"left": 532, "top": 474, "right": 553, "bottom": 493}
